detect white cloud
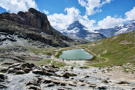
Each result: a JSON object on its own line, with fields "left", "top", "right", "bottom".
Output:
{"left": 48, "top": 4, "right": 135, "bottom": 32}
{"left": 97, "top": 16, "right": 126, "bottom": 29}
{"left": 43, "top": 10, "right": 49, "bottom": 15}
{"left": 125, "top": 7, "right": 135, "bottom": 20}
{"left": 0, "top": 0, "right": 37, "bottom": 13}
{"left": 48, "top": 7, "right": 127, "bottom": 32}
{"left": 65, "top": 8, "right": 80, "bottom": 20}
{"left": 78, "top": 0, "right": 111, "bottom": 16}
{"left": 48, "top": 9, "right": 126, "bottom": 31}
{"left": 48, "top": 7, "right": 81, "bottom": 30}
{"left": 79, "top": 15, "right": 96, "bottom": 31}
{"left": 47, "top": 5, "right": 135, "bottom": 32}
{"left": 95, "top": 7, "right": 135, "bottom": 30}
{"left": 48, "top": 5, "right": 135, "bottom": 32}
{"left": 48, "top": 7, "right": 97, "bottom": 32}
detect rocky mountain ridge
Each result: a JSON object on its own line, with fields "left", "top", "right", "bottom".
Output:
{"left": 0, "top": 8, "right": 74, "bottom": 47}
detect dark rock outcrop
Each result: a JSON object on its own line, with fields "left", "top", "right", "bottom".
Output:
{"left": 0, "top": 8, "right": 74, "bottom": 47}
{"left": 7, "top": 63, "right": 36, "bottom": 74}
{"left": 0, "top": 74, "right": 7, "bottom": 82}
{"left": 62, "top": 72, "right": 77, "bottom": 78}
{"left": 0, "top": 84, "right": 7, "bottom": 89}
{"left": 32, "top": 69, "right": 56, "bottom": 76}
{"left": 117, "top": 81, "right": 130, "bottom": 84}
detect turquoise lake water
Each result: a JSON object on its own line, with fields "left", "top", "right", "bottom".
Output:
{"left": 59, "top": 49, "right": 93, "bottom": 60}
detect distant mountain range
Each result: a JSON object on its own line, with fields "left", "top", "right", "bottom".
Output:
{"left": 96, "top": 21, "right": 135, "bottom": 37}
{"left": 62, "top": 20, "right": 135, "bottom": 42}
{"left": 62, "top": 21, "right": 106, "bottom": 42}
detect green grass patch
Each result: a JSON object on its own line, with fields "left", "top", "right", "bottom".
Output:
{"left": 26, "top": 47, "right": 56, "bottom": 56}
{"left": 79, "top": 31, "right": 135, "bottom": 67}
{"left": 28, "top": 59, "right": 66, "bottom": 67}
{"left": 24, "top": 31, "right": 135, "bottom": 67}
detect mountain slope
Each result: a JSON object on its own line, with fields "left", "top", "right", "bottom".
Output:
{"left": 63, "top": 21, "right": 106, "bottom": 42}
{"left": 79, "top": 31, "right": 135, "bottom": 67}
{"left": 0, "top": 8, "right": 74, "bottom": 47}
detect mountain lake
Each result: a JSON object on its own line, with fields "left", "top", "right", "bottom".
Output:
{"left": 59, "top": 49, "right": 93, "bottom": 60}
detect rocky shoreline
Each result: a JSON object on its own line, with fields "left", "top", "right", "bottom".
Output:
{"left": 0, "top": 62, "right": 135, "bottom": 90}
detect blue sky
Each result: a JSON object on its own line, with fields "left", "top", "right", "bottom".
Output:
{"left": 36, "top": 0, "right": 85, "bottom": 15}
{"left": 36, "top": 0, "right": 135, "bottom": 21}
{"left": 0, "top": 0, "right": 135, "bottom": 31}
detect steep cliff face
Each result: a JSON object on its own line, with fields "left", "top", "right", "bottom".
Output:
{"left": 0, "top": 8, "right": 74, "bottom": 47}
